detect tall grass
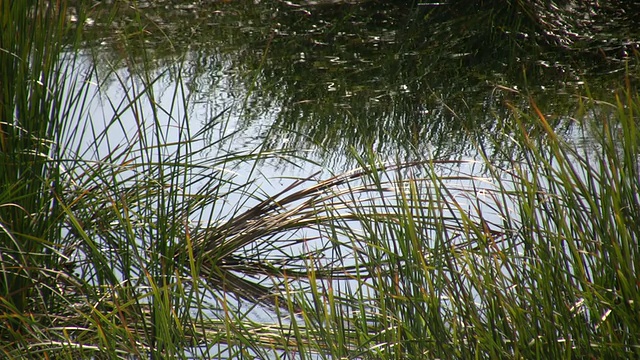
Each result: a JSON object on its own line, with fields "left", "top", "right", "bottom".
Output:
{"left": 266, "top": 86, "right": 639, "bottom": 359}
{"left": 0, "top": 0, "right": 84, "bottom": 348}
{"left": 324, "top": 91, "right": 639, "bottom": 359}
{"left": 1, "top": 0, "right": 639, "bottom": 359}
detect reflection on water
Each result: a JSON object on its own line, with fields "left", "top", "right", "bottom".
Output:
{"left": 72, "top": 0, "right": 638, "bottom": 172}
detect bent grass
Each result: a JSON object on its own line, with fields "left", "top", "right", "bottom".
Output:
{"left": 1, "top": 1, "right": 639, "bottom": 358}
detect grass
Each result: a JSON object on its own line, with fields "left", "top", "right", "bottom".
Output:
{"left": 1, "top": 0, "right": 639, "bottom": 358}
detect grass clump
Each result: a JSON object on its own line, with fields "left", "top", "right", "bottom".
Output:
{"left": 1, "top": 0, "right": 86, "bottom": 349}
{"left": 271, "top": 87, "right": 639, "bottom": 359}
{"left": 1, "top": 0, "right": 639, "bottom": 359}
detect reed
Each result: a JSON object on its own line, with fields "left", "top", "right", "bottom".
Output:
{"left": 1, "top": 1, "right": 638, "bottom": 358}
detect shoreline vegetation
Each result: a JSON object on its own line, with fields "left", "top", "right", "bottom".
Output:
{"left": 2, "top": 1, "right": 639, "bottom": 358}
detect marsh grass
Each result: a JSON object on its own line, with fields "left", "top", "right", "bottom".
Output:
{"left": 269, "top": 86, "right": 640, "bottom": 359}
{"left": 1, "top": 0, "right": 88, "bottom": 350}
{"left": 1, "top": 0, "right": 639, "bottom": 358}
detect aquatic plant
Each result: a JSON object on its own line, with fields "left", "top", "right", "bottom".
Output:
{"left": 1, "top": 1, "right": 639, "bottom": 359}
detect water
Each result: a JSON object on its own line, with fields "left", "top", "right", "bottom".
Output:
{"left": 87, "top": 1, "right": 637, "bottom": 158}
{"left": 67, "top": 0, "right": 639, "bottom": 231}
{"left": 61, "top": 0, "right": 639, "bottom": 356}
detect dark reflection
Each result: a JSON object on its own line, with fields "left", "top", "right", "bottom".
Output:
{"left": 71, "top": 0, "right": 639, "bottom": 168}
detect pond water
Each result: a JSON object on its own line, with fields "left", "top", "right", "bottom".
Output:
{"left": 67, "top": 0, "right": 639, "bottom": 252}
{"left": 73, "top": 0, "right": 638, "bottom": 173}
{"left": 62, "top": 1, "right": 639, "bottom": 355}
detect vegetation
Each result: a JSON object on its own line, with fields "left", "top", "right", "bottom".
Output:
{"left": 1, "top": 0, "right": 639, "bottom": 359}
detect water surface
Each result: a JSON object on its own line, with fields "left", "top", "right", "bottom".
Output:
{"left": 72, "top": 0, "right": 638, "bottom": 174}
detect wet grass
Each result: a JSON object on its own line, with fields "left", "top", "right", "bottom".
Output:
{"left": 1, "top": 1, "right": 639, "bottom": 358}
